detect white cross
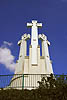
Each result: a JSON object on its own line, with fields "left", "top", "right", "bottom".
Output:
{"left": 27, "top": 20, "right": 42, "bottom": 46}
{"left": 27, "top": 20, "right": 42, "bottom": 65}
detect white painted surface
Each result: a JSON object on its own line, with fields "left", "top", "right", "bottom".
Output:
{"left": 27, "top": 20, "right": 42, "bottom": 65}
{"left": 39, "top": 34, "right": 53, "bottom": 74}
{"left": 15, "top": 34, "right": 30, "bottom": 74}
{"left": 10, "top": 20, "right": 54, "bottom": 90}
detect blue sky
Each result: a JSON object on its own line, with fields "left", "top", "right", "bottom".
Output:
{"left": 0, "top": 0, "right": 67, "bottom": 75}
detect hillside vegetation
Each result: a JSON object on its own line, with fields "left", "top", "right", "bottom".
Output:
{"left": 0, "top": 74, "right": 67, "bottom": 100}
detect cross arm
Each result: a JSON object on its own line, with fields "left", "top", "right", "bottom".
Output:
{"left": 37, "top": 23, "right": 42, "bottom": 27}
{"left": 39, "top": 34, "right": 50, "bottom": 46}
{"left": 27, "top": 23, "right": 32, "bottom": 27}
{"left": 18, "top": 40, "right": 22, "bottom": 46}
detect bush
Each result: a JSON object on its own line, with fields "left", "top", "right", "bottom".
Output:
{"left": 0, "top": 74, "right": 67, "bottom": 100}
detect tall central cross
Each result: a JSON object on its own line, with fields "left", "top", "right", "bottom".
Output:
{"left": 27, "top": 20, "right": 42, "bottom": 65}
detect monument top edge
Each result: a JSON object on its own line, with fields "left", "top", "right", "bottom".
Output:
{"left": 32, "top": 20, "right": 37, "bottom": 23}
{"left": 27, "top": 20, "right": 42, "bottom": 23}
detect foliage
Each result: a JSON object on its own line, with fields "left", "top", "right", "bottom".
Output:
{"left": 0, "top": 87, "right": 67, "bottom": 100}
{"left": 0, "top": 74, "right": 67, "bottom": 100}
{"left": 38, "top": 73, "right": 67, "bottom": 89}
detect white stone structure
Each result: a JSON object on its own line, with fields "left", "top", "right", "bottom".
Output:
{"left": 15, "top": 33, "right": 30, "bottom": 74}
{"left": 27, "top": 20, "right": 42, "bottom": 65}
{"left": 10, "top": 20, "right": 53, "bottom": 89}
{"left": 39, "top": 34, "right": 53, "bottom": 74}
